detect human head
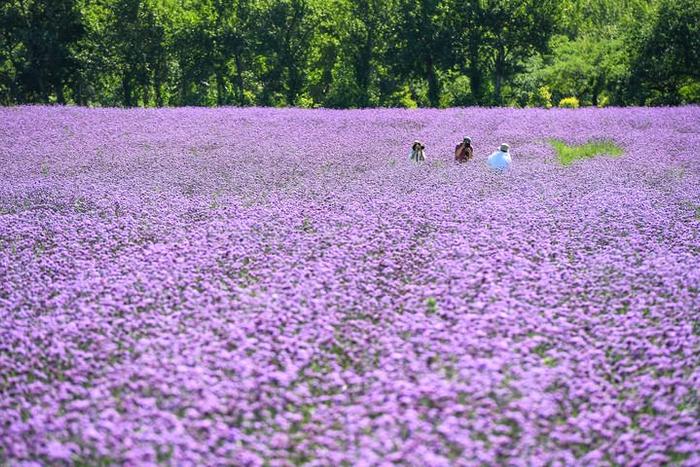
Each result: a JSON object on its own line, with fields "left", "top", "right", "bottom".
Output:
{"left": 500, "top": 143, "right": 509, "bottom": 152}
{"left": 463, "top": 137, "right": 472, "bottom": 145}
{"left": 412, "top": 140, "right": 421, "bottom": 151}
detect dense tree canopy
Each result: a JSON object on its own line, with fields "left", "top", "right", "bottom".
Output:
{"left": 0, "top": 0, "right": 697, "bottom": 107}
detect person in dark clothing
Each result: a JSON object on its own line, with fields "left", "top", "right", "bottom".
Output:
{"left": 455, "top": 137, "right": 474, "bottom": 163}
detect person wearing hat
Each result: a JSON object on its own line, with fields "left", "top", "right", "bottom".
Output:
{"left": 455, "top": 136, "right": 474, "bottom": 163}
{"left": 487, "top": 143, "right": 512, "bottom": 171}
{"left": 409, "top": 140, "right": 427, "bottom": 163}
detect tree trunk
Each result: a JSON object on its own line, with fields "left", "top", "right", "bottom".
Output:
{"left": 355, "top": 25, "right": 373, "bottom": 107}
{"left": 74, "top": 80, "right": 82, "bottom": 106}
{"left": 494, "top": 72, "right": 502, "bottom": 105}
{"left": 36, "top": 59, "right": 49, "bottom": 103}
{"left": 287, "top": 68, "right": 299, "bottom": 105}
{"left": 469, "top": 68, "right": 483, "bottom": 104}
{"left": 286, "top": 50, "right": 302, "bottom": 105}
{"left": 357, "top": 46, "right": 372, "bottom": 107}
{"left": 216, "top": 68, "right": 225, "bottom": 106}
{"left": 180, "top": 77, "right": 187, "bottom": 106}
{"left": 56, "top": 81, "right": 65, "bottom": 104}
{"left": 426, "top": 55, "right": 440, "bottom": 108}
{"left": 468, "top": 36, "right": 483, "bottom": 104}
{"left": 494, "top": 44, "right": 505, "bottom": 105}
{"left": 591, "top": 75, "right": 604, "bottom": 107}
{"left": 143, "top": 80, "right": 150, "bottom": 107}
{"left": 234, "top": 52, "right": 245, "bottom": 105}
{"left": 155, "top": 79, "right": 163, "bottom": 107}
{"left": 122, "top": 74, "right": 132, "bottom": 107}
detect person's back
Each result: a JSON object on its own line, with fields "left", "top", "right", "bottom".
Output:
{"left": 487, "top": 143, "right": 512, "bottom": 171}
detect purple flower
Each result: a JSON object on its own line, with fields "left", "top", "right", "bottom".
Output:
{"left": 45, "top": 440, "right": 72, "bottom": 461}
{"left": 0, "top": 105, "right": 699, "bottom": 464}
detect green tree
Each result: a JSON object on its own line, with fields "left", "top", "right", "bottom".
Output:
{"left": 389, "top": 0, "right": 451, "bottom": 107}
{"left": 515, "top": 33, "right": 630, "bottom": 106}
{"left": 558, "top": 0, "right": 657, "bottom": 37}
{"left": 0, "top": 1, "right": 22, "bottom": 104}
{"left": 255, "top": 0, "right": 316, "bottom": 106}
{"left": 629, "top": 0, "right": 700, "bottom": 104}
{"left": 448, "top": 0, "right": 488, "bottom": 104}
{"left": 0, "top": 0, "right": 696, "bottom": 108}
{"left": 1, "top": 0, "right": 83, "bottom": 103}
{"left": 102, "top": 0, "right": 167, "bottom": 107}
{"left": 480, "top": 0, "right": 560, "bottom": 105}
{"left": 204, "top": 0, "right": 255, "bottom": 105}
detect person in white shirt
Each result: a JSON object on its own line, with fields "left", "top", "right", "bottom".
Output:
{"left": 487, "top": 143, "right": 512, "bottom": 171}
{"left": 409, "top": 140, "right": 426, "bottom": 163}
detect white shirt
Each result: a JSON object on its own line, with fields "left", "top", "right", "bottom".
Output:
{"left": 487, "top": 150, "right": 511, "bottom": 170}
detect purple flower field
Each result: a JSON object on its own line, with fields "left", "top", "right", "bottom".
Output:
{"left": 1, "top": 106, "right": 700, "bottom": 466}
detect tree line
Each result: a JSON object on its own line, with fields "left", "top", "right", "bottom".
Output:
{"left": 1, "top": 0, "right": 698, "bottom": 108}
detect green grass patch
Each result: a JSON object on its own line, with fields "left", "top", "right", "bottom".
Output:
{"left": 425, "top": 297, "right": 438, "bottom": 315}
{"left": 549, "top": 139, "right": 623, "bottom": 166}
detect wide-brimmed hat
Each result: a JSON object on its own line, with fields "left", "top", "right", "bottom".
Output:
{"left": 500, "top": 143, "right": 510, "bottom": 152}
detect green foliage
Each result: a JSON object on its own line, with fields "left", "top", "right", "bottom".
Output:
{"left": 527, "top": 86, "right": 552, "bottom": 108}
{"left": 387, "top": 84, "right": 418, "bottom": 108}
{"left": 549, "top": 139, "right": 623, "bottom": 166}
{"left": 628, "top": 0, "right": 700, "bottom": 104}
{"left": 516, "top": 33, "right": 631, "bottom": 107}
{"left": 0, "top": 0, "right": 84, "bottom": 104}
{"left": 558, "top": 96, "right": 580, "bottom": 108}
{"left": 0, "top": 0, "right": 696, "bottom": 107}
{"left": 441, "top": 75, "right": 472, "bottom": 107}
{"left": 388, "top": 0, "right": 452, "bottom": 107}
{"left": 425, "top": 297, "right": 438, "bottom": 315}
{"left": 486, "top": 0, "right": 562, "bottom": 105}
{"left": 679, "top": 80, "right": 700, "bottom": 104}
{"left": 557, "top": 0, "right": 657, "bottom": 37}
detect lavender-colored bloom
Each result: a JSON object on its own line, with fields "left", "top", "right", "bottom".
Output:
{"left": 0, "top": 106, "right": 699, "bottom": 465}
